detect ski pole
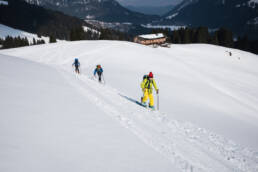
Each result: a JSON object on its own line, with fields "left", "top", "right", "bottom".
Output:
{"left": 157, "top": 92, "right": 159, "bottom": 111}
{"left": 102, "top": 74, "right": 106, "bottom": 84}
{"left": 141, "top": 91, "right": 144, "bottom": 103}
{"left": 93, "top": 73, "right": 98, "bottom": 81}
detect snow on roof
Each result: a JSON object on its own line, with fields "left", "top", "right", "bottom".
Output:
{"left": 138, "top": 33, "right": 165, "bottom": 40}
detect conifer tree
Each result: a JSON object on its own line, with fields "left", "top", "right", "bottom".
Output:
{"left": 2, "top": 36, "right": 29, "bottom": 49}
{"left": 49, "top": 35, "right": 57, "bottom": 43}
{"left": 235, "top": 35, "right": 250, "bottom": 51}
{"left": 37, "top": 33, "right": 42, "bottom": 38}
{"left": 210, "top": 32, "right": 219, "bottom": 45}
{"left": 171, "top": 30, "right": 181, "bottom": 43}
{"left": 217, "top": 28, "right": 233, "bottom": 47}
{"left": 182, "top": 28, "right": 191, "bottom": 44}
{"left": 37, "top": 39, "right": 45, "bottom": 45}
{"left": 33, "top": 38, "right": 36, "bottom": 45}
{"left": 70, "top": 27, "right": 86, "bottom": 41}
{"left": 195, "top": 27, "right": 209, "bottom": 43}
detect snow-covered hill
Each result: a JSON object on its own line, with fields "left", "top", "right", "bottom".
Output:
{"left": 0, "top": 24, "right": 49, "bottom": 43}
{"left": 0, "top": 41, "right": 258, "bottom": 172}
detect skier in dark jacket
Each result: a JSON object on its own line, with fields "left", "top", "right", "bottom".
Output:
{"left": 72, "top": 58, "right": 80, "bottom": 74}
{"left": 94, "top": 65, "right": 103, "bottom": 82}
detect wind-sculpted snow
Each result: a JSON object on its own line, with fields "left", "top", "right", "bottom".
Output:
{"left": 1, "top": 41, "right": 258, "bottom": 171}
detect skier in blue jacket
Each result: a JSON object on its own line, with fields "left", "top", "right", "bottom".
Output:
{"left": 72, "top": 58, "right": 80, "bottom": 74}
{"left": 94, "top": 64, "right": 103, "bottom": 82}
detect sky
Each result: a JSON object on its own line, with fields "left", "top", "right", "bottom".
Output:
{"left": 117, "top": 0, "right": 182, "bottom": 6}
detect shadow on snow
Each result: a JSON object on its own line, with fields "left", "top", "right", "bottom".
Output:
{"left": 119, "top": 94, "right": 146, "bottom": 108}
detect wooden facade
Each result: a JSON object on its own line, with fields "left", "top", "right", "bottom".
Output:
{"left": 134, "top": 33, "right": 167, "bottom": 45}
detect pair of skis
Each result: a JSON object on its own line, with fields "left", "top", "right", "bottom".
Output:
{"left": 92, "top": 74, "right": 106, "bottom": 85}
{"left": 140, "top": 93, "right": 159, "bottom": 111}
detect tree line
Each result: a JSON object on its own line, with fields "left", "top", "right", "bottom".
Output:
{"left": 0, "top": 0, "right": 131, "bottom": 44}
{"left": 0, "top": 0, "right": 95, "bottom": 40}
{"left": 151, "top": 27, "right": 258, "bottom": 54}
{"left": 0, "top": 36, "right": 47, "bottom": 49}
{"left": 0, "top": 26, "right": 131, "bottom": 49}
{"left": 0, "top": 36, "right": 30, "bottom": 49}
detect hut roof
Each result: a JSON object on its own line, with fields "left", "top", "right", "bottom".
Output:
{"left": 138, "top": 33, "right": 165, "bottom": 40}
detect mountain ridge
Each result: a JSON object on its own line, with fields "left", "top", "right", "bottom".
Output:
{"left": 0, "top": 0, "right": 96, "bottom": 39}
{"left": 162, "top": 0, "right": 258, "bottom": 39}
{"left": 24, "top": 0, "right": 160, "bottom": 24}
{"left": 125, "top": 5, "right": 174, "bottom": 16}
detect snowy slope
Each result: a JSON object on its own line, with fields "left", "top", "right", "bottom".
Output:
{"left": 0, "top": 53, "right": 178, "bottom": 172}
{"left": 1, "top": 41, "right": 258, "bottom": 172}
{"left": 0, "top": 24, "right": 49, "bottom": 43}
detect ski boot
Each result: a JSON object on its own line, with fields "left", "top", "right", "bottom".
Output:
{"left": 142, "top": 102, "right": 147, "bottom": 107}
{"left": 149, "top": 105, "right": 155, "bottom": 110}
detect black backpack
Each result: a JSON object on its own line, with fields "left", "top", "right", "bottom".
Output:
{"left": 143, "top": 75, "right": 148, "bottom": 80}
{"left": 74, "top": 59, "right": 79, "bottom": 66}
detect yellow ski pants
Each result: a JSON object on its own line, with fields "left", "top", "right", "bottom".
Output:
{"left": 142, "top": 89, "right": 154, "bottom": 107}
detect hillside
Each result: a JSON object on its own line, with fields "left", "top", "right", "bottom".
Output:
{"left": 0, "top": 0, "right": 94, "bottom": 39}
{"left": 0, "top": 24, "right": 50, "bottom": 43}
{"left": 0, "top": 41, "right": 258, "bottom": 171}
{"left": 162, "top": 0, "right": 258, "bottom": 39}
{"left": 24, "top": 0, "right": 160, "bottom": 24}
{"left": 0, "top": 53, "right": 179, "bottom": 172}
{"left": 125, "top": 5, "right": 174, "bottom": 16}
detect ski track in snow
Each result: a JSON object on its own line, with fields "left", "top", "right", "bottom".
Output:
{"left": 2, "top": 42, "right": 258, "bottom": 171}
{"left": 57, "top": 66, "right": 258, "bottom": 172}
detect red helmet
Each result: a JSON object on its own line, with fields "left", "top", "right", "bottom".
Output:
{"left": 149, "top": 72, "right": 153, "bottom": 78}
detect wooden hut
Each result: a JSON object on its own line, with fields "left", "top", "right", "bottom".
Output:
{"left": 134, "top": 33, "right": 166, "bottom": 45}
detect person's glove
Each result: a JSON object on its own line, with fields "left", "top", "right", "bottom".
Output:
{"left": 156, "top": 89, "right": 159, "bottom": 94}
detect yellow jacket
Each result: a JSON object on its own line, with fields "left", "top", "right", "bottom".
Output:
{"left": 141, "top": 78, "right": 158, "bottom": 94}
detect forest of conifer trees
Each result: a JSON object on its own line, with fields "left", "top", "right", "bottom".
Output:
{"left": 152, "top": 27, "right": 258, "bottom": 54}
{"left": 0, "top": 23, "right": 257, "bottom": 54}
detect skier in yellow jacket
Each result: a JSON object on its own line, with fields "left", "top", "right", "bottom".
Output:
{"left": 141, "top": 72, "right": 159, "bottom": 109}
